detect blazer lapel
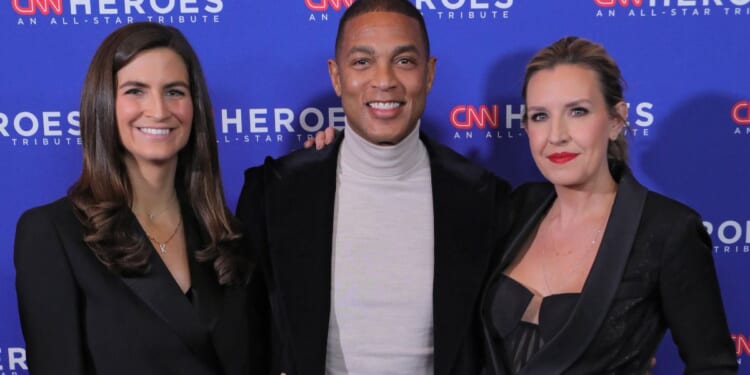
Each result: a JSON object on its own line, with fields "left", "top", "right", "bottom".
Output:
{"left": 424, "top": 135, "right": 496, "bottom": 375}
{"left": 264, "top": 138, "right": 341, "bottom": 375}
{"left": 520, "top": 169, "right": 648, "bottom": 375}
{"left": 120, "top": 209, "right": 217, "bottom": 368}
{"left": 480, "top": 183, "right": 554, "bottom": 375}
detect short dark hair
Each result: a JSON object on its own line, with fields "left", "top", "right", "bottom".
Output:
{"left": 522, "top": 36, "right": 629, "bottom": 163}
{"left": 335, "top": 0, "right": 430, "bottom": 57}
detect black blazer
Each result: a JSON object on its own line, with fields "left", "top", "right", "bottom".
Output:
{"left": 480, "top": 165, "right": 737, "bottom": 375}
{"left": 236, "top": 131, "right": 512, "bottom": 375}
{"left": 14, "top": 197, "right": 258, "bottom": 375}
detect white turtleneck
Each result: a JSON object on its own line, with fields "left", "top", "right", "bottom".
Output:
{"left": 325, "top": 123, "right": 435, "bottom": 375}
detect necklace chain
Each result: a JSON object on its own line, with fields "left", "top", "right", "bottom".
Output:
{"left": 131, "top": 193, "right": 181, "bottom": 254}
{"left": 132, "top": 193, "right": 177, "bottom": 222}
{"left": 540, "top": 213, "right": 608, "bottom": 295}
{"left": 145, "top": 215, "right": 182, "bottom": 254}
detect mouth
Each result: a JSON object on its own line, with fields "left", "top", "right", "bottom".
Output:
{"left": 547, "top": 152, "right": 579, "bottom": 164}
{"left": 138, "top": 127, "right": 173, "bottom": 136}
{"left": 367, "top": 101, "right": 403, "bottom": 110}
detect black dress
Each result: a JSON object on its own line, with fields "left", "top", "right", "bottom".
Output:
{"left": 486, "top": 274, "right": 579, "bottom": 373}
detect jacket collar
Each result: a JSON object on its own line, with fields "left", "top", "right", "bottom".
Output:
{"left": 264, "top": 131, "right": 497, "bottom": 374}
{"left": 482, "top": 164, "right": 648, "bottom": 375}
{"left": 120, "top": 200, "right": 223, "bottom": 371}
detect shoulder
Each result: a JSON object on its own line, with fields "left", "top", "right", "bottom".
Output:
{"left": 15, "top": 197, "right": 83, "bottom": 268}
{"left": 420, "top": 133, "right": 511, "bottom": 192}
{"left": 643, "top": 190, "right": 702, "bottom": 221}
{"left": 17, "top": 196, "right": 77, "bottom": 230}
{"left": 511, "top": 182, "right": 554, "bottom": 208}
{"left": 636, "top": 191, "right": 707, "bottom": 246}
{"left": 244, "top": 138, "right": 342, "bottom": 182}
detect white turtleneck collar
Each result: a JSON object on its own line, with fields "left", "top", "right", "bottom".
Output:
{"left": 339, "top": 120, "right": 427, "bottom": 179}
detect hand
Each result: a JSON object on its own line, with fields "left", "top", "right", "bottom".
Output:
{"left": 644, "top": 356, "right": 656, "bottom": 375}
{"left": 303, "top": 127, "right": 337, "bottom": 150}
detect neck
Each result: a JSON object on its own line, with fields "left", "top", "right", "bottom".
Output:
{"left": 341, "top": 120, "right": 424, "bottom": 178}
{"left": 552, "top": 172, "right": 617, "bottom": 226}
{"left": 125, "top": 155, "right": 179, "bottom": 213}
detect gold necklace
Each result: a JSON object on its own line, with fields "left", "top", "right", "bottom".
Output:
{"left": 540, "top": 214, "right": 607, "bottom": 295}
{"left": 145, "top": 215, "right": 182, "bottom": 254}
{"left": 132, "top": 193, "right": 177, "bottom": 221}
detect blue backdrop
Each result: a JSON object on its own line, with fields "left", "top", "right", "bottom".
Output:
{"left": 1, "top": 1, "right": 748, "bottom": 373}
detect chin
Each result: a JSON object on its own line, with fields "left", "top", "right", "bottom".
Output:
{"left": 541, "top": 171, "right": 584, "bottom": 188}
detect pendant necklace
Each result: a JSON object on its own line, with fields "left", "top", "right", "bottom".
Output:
{"left": 133, "top": 193, "right": 177, "bottom": 222}
{"left": 146, "top": 215, "right": 182, "bottom": 254}
{"left": 541, "top": 213, "right": 608, "bottom": 295}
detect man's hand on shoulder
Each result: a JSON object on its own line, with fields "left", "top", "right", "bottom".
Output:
{"left": 303, "top": 127, "right": 338, "bottom": 150}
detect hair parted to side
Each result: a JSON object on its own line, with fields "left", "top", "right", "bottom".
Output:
{"left": 335, "top": 0, "right": 430, "bottom": 57}
{"left": 522, "top": 36, "right": 629, "bottom": 164}
{"left": 69, "top": 22, "right": 248, "bottom": 285}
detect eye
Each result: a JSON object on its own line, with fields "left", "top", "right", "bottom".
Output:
{"left": 166, "top": 88, "right": 187, "bottom": 97}
{"left": 570, "top": 107, "right": 589, "bottom": 117}
{"left": 352, "top": 58, "right": 370, "bottom": 67}
{"left": 123, "top": 87, "right": 143, "bottom": 96}
{"left": 528, "top": 112, "right": 548, "bottom": 122}
{"left": 395, "top": 57, "right": 416, "bottom": 65}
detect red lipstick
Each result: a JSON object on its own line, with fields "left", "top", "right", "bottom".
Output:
{"left": 547, "top": 152, "right": 578, "bottom": 164}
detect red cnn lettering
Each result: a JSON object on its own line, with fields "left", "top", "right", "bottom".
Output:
{"left": 305, "top": 0, "right": 355, "bottom": 11}
{"left": 450, "top": 105, "right": 499, "bottom": 130}
{"left": 12, "top": 0, "right": 63, "bottom": 15}
{"left": 732, "top": 334, "right": 750, "bottom": 356}
{"left": 593, "top": 0, "right": 644, "bottom": 7}
{"left": 732, "top": 101, "right": 750, "bottom": 125}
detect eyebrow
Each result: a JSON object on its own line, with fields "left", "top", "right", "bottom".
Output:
{"left": 564, "top": 99, "right": 593, "bottom": 108}
{"left": 117, "top": 80, "right": 190, "bottom": 90}
{"left": 345, "top": 44, "right": 422, "bottom": 58}
{"left": 527, "top": 99, "right": 593, "bottom": 112}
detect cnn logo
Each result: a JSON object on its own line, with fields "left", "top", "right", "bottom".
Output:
{"left": 593, "top": 0, "right": 645, "bottom": 7}
{"left": 305, "top": 0, "right": 355, "bottom": 11}
{"left": 732, "top": 101, "right": 750, "bottom": 126}
{"left": 12, "top": 0, "right": 63, "bottom": 16}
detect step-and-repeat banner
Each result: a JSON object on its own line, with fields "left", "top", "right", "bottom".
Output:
{"left": 1, "top": 1, "right": 748, "bottom": 373}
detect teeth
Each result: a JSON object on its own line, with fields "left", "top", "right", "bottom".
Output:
{"left": 368, "top": 102, "right": 400, "bottom": 110}
{"left": 140, "top": 128, "right": 171, "bottom": 135}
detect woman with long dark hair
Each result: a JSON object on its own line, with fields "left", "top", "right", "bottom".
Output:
{"left": 14, "top": 22, "right": 265, "bottom": 375}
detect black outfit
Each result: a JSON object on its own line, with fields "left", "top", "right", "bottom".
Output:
{"left": 480, "top": 164, "right": 737, "bottom": 375}
{"left": 14, "top": 197, "right": 263, "bottom": 375}
{"left": 487, "top": 274, "right": 579, "bottom": 373}
{"left": 236, "top": 131, "right": 512, "bottom": 375}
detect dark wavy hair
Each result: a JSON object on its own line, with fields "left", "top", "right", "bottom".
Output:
{"left": 69, "top": 22, "right": 247, "bottom": 285}
{"left": 335, "top": 0, "right": 430, "bottom": 57}
{"left": 522, "top": 36, "right": 629, "bottom": 163}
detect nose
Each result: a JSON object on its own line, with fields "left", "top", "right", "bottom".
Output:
{"left": 145, "top": 94, "right": 170, "bottom": 121}
{"left": 371, "top": 62, "right": 397, "bottom": 91}
{"left": 548, "top": 115, "right": 570, "bottom": 145}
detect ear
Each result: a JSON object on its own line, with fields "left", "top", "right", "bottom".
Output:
{"left": 609, "top": 101, "right": 628, "bottom": 140}
{"left": 328, "top": 59, "right": 342, "bottom": 97}
{"left": 425, "top": 56, "right": 437, "bottom": 93}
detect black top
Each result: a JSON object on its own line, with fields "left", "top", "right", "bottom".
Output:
{"left": 487, "top": 274, "right": 579, "bottom": 373}
{"left": 238, "top": 131, "right": 514, "bottom": 375}
{"left": 480, "top": 165, "right": 737, "bottom": 375}
{"left": 14, "top": 197, "right": 264, "bottom": 375}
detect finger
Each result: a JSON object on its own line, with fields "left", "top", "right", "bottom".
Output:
{"left": 324, "top": 127, "right": 336, "bottom": 145}
{"left": 303, "top": 136, "right": 315, "bottom": 149}
{"left": 315, "top": 130, "right": 327, "bottom": 150}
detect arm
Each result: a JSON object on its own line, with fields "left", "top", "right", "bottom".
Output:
{"left": 14, "top": 207, "right": 91, "bottom": 374}
{"left": 236, "top": 166, "right": 281, "bottom": 373}
{"left": 659, "top": 212, "right": 737, "bottom": 374}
